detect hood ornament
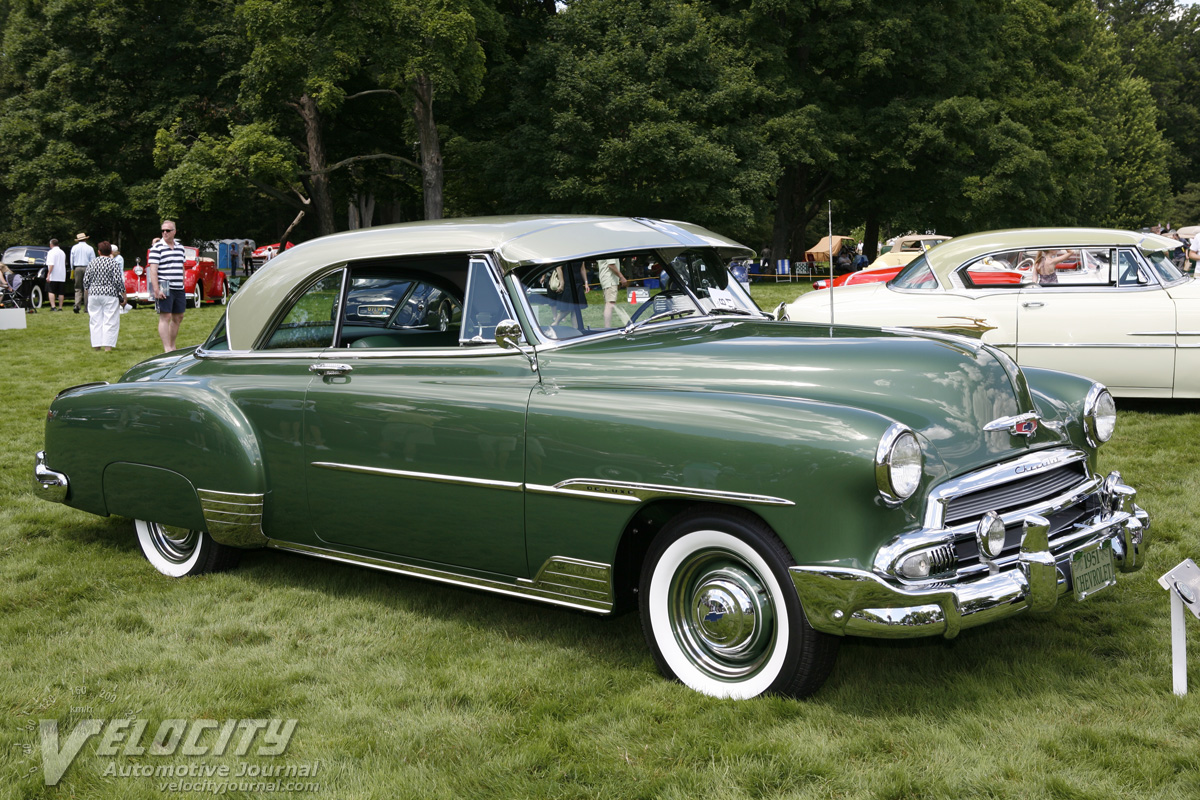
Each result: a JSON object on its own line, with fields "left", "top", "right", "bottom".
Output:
{"left": 984, "top": 412, "right": 1039, "bottom": 437}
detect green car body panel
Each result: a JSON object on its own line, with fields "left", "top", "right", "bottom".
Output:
{"left": 33, "top": 216, "right": 1151, "bottom": 699}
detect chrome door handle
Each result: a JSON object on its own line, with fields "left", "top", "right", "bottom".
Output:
{"left": 1022, "top": 302, "right": 1044, "bottom": 308}
{"left": 309, "top": 362, "right": 353, "bottom": 376}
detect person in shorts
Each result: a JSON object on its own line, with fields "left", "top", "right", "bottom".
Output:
{"left": 597, "top": 257, "right": 627, "bottom": 327}
{"left": 46, "top": 238, "right": 66, "bottom": 310}
{"left": 148, "top": 220, "right": 187, "bottom": 351}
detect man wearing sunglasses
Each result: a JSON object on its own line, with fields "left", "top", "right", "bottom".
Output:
{"left": 148, "top": 220, "right": 187, "bottom": 351}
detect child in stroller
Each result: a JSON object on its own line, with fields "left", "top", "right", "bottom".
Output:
{"left": 0, "top": 265, "right": 34, "bottom": 312}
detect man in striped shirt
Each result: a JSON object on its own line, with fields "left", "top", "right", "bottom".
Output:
{"left": 148, "top": 219, "right": 187, "bottom": 351}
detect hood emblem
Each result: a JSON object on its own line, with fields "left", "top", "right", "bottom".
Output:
{"left": 984, "top": 412, "right": 1039, "bottom": 437}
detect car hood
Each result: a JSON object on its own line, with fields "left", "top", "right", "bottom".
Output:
{"left": 538, "top": 320, "right": 1067, "bottom": 479}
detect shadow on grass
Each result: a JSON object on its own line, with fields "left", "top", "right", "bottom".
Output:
{"left": 62, "top": 511, "right": 1157, "bottom": 710}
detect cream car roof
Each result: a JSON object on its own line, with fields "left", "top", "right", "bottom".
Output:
{"left": 923, "top": 227, "right": 1182, "bottom": 282}
{"left": 224, "top": 215, "right": 752, "bottom": 351}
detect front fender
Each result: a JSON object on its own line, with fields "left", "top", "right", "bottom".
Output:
{"left": 524, "top": 387, "right": 928, "bottom": 574}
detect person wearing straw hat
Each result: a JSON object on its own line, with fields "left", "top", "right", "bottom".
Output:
{"left": 70, "top": 232, "right": 95, "bottom": 314}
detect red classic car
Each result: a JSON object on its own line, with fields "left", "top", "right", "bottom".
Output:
{"left": 125, "top": 245, "right": 228, "bottom": 308}
{"left": 813, "top": 261, "right": 1026, "bottom": 290}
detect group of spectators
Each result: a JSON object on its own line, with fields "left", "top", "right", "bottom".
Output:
{"left": 0, "top": 218, "right": 190, "bottom": 353}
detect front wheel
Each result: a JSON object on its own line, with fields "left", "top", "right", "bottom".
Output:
{"left": 134, "top": 520, "right": 241, "bottom": 577}
{"left": 639, "top": 510, "right": 838, "bottom": 699}
{"left": 189, "top": 283, "right": 202, "bottom": 308}
{"left": 29, "top": 284, "right": 44, "bottom": 309}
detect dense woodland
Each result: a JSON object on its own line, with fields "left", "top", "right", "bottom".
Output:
{"left": 0, "top": 0, "right": 1197, "bottom": 260}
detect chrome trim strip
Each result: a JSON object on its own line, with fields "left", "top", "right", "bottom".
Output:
{"left": 311, "top": 461, "right": 524, "bottom": 491}
{"left": 266, "top": 542, "right": 614, "bottom": 613}
{"left": 526, "top": 479, "right": 795, "bottom": 507}
{"left": 1018, "top": 342, "right": 1174, "bottom": 349}
{"left": 198, "top": 489, "right": 267, "bottom": 548}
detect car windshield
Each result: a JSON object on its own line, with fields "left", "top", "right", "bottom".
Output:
{"left": 514, "top": 248, "right": 763, "bottom": 340}
{"left": 888, "top": 254, "right": 938, "bottom": 290}
{"left": 1145, "top": 249, "right": 1185, "bottom": 284}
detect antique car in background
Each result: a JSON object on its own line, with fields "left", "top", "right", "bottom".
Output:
{"left": 125, "top": 244, "right": 228, "bottom": 308}
{"left": 812, "top": 234, "right": 955, "bottom": 289}
{"left": 2, "top": 245, "right": 49, "bottom": 309}
{"left": 785, "top": 228, "right": 1197, "bottom": 398}
{"left": 34, "top": 216, "right": 1149, "bottom": 699}
{"left": 870, "top": 234, "right": 952, "bottom": 269}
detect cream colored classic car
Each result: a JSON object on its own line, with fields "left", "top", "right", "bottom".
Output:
{"left": 868, "top": 234, "right": 952, "bottom": 269}
{"left": 783, "top": 228, "right": 1198, "bottom": 398}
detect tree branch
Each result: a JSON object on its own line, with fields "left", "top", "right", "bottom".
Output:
{"left": 303, "top": 152, "right": 422, "bottom": 176}
{"left": 345, "top": 89, "right": 405, "bottom": 103}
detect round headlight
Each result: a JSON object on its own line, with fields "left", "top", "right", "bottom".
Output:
{"left": 134, "top": 266, "right": 144, "bottom": 276}
{"left": 976, "top": 511, "right": 1006, "bottom": 559}
{"left": 1084, "top": 384, "right": 1116, "bottom": 444}
{"left": 876, "top": 425, "right": 923, "bottom": 503}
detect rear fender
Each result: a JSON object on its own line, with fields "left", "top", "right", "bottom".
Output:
{"left": 44, "top": 382, "right": 266, "bottom": 545}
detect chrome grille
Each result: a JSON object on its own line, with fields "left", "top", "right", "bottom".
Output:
{"left": 943, "top": 462, "right": 1089, "bottom": 527}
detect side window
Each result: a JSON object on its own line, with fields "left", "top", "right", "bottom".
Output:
{"left": 1116, "top": 250, "right": 1150, "bottom": 287}
{"left": 461, "top": 257, "right": 511, "bottom": 343}
{"left": 340, "top": 268, "right": 465, "bottom": 348}
{"left": 261, "top": 272, "right": 343, "bottom": 350}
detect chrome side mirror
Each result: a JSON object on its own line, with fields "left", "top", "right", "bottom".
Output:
{"left": 494, "top": 319, "right": 538, "bottom": 372}
{"left": 495, "top": 319, "right": 523, "bottom": 349}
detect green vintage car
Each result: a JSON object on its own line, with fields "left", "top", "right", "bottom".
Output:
{"left": 33, "top": 216, "right": 1150, "bottom": 699}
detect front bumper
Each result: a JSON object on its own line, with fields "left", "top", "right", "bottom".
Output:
{"left": 791, "top": 471, "right": 1149, "bottom": 639}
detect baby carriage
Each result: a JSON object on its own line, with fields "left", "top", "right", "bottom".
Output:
{"left": 0, "top": 270, "right": 33, "bottom": 312}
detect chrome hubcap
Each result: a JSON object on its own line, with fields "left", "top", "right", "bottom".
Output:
{"left": 148, "top": 523, "right": 200, "bottom": 564}
{"left": 670, "top": 551, "right": 776, "bottom": 680}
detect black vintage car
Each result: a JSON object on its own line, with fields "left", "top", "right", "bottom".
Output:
{"left": 2, "top": 245, "right": 49, "bottom": 309}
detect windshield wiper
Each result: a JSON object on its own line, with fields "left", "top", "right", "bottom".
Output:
{"left": 705, "top": 307, "right": 760, "bottom": 317}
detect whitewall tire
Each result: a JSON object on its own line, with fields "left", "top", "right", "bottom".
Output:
{"left": 639, "top": 510, "right": 838, "bottom": 699}
{"left": 134, "top": 520, "right": 240, "bottom": 577}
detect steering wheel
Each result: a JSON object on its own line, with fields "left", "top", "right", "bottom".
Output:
{"left": 628, "top": 289, "right": 682, "bottom": 323}
{"left": 1015, "top": 257, "right": 1035, "bottom": 272}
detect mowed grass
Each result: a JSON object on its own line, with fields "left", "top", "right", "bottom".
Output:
{"left": 2, "top": 285, "right": 1200, "bottom": 799}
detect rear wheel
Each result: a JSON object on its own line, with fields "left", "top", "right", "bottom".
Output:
{"left": 134, "top": 520, "right": 240, "bottom": 577}
{"left": 639, "top": 509, "right": 838, "bottom": 699}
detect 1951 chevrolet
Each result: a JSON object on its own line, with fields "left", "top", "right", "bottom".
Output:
{"left": 33, "top": 216, "right": 1150, "bottom": 699}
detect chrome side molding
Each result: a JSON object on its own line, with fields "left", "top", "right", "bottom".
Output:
{"left": 266, "top": 541, "right": 615, "bottom": 614}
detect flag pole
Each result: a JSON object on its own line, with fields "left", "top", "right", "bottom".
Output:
{"left": 827, "top": 200, "right": 835, "bottom": 329}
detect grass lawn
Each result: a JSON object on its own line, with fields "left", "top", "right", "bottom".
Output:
{"left": 2, "top": 287, "right": 1199, "bottom": 799}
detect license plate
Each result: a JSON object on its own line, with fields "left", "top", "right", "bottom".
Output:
{"left": 357, "top": 304, "right": 392, "bottom": 318}
{"left": 1072, "top": 541, "right": 1116, "bottom": 601}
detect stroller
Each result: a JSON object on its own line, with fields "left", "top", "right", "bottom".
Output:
{"left": 0, "top": 269, "right": 34, "bottom": 312}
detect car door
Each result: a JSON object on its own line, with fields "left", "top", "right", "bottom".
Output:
{"left": 1016, "top": 248, "right": 1175, "bottom": 396}
{"left": 303, "top": 256, "right": 537, "bottom": 577}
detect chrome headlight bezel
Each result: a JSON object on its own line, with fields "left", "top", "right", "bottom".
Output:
{"left": 875, "top": 424, "right": 923, "bottom": 505}
{"left": 1083, "top": 383, "right": 1116, "bottom": 446}
{"left": 976, "top": 510, "right": 1006, "bottom": 559}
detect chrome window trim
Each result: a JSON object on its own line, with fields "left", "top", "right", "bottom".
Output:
{"left": 196, "top": 345, "right": 517, "bottom": 361}
{"left": 267, "top": 541, "right": 615, "bottom": 613}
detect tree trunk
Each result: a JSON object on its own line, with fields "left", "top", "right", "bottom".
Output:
{"left": 863, "top": 209, "right": 879, "bottom": 261}
{"left": 297, "top": 93, "right": 336, "bottom": 236}
{"left": 771, "top": 164, "right": 836, "bottom": 264}
{"left": 411, "top": 73, "right": 444, "bottom": 220}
